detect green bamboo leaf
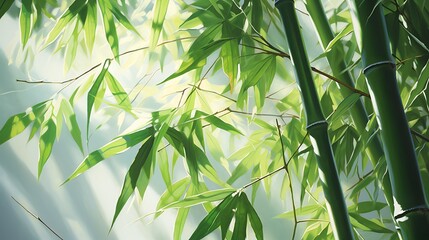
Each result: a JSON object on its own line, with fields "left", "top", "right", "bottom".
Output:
{"left": 325, "top": 24, "right": 353, "bottom": 52}
{"left": 327, "top": 93, "right": 361, "bottom": 123}
{"left": 165, "top": 39, "right": 228, "bottom": 82}
{"left": 0, "top": 0, "right": 14, "bottom": 19}
{"left": 221, "top": 39, "right": 239, "bottom": 90}
{"left": 28, "top": 102, "right": 50, "bottom": 141}
{"left": 156, "top": 177, "right": 190, "bottom": 217}
{"left": 241, "top": 55, "right": 276, "bottom": 91}
{"left": 64, "top": 127, "right": 154, "bottom": 183}
{"left": 158, "top": 146, "right": 172, "bottom": 190}
{"left": 314, "top": 225, "right": 330, "bottom": 240}
{"left": 227, "top": 152, "right": 258, "bottom": 185}
{"left": 276, "top": 204, "right": 320, "bottom": 218}
{"left": 87, "top": 59, "right": 111, "bottom": 138}
{"left": 174, "top": 207, "right": 190, "bottom": 240}
{"left": 251, "top": 0, "right": 262, "bottom": 32}
{"left": 19, "top": 0, "right": 32, "bottom": 46}
{"left": 64, "top": 21, "right": 80, "bottom": 72}
{"left": 111, "top": 136, "right": 155, "bottom": 229}
{"left": 0, "top": 111, "right": 34, "bottom": 145}
{"left": 108, "top": 2, "right": 140, "bottom": 37}
{"left": 232, "top": 194, "right": 247, "bottom": 240}
{"left": 99, "top": 0, "right": 119, "bottom": 60}
{"left": 105, "top": 71, "right": 132, "bottom": 111}
{"left": 242, "top": 193, "right": 263, "bottom": 240}
{"left": 45, "top": 0, "right": 87, "bottom": 46}
{"left": 194, "top": 146, "right": 228, "bottom": 187}
{"left": 162, "top": 188, "right": 235, "bottom": 210}
{"left": 150, "top": 0, "right": 169, "bottom": 48}
{"left": 348, "top": 201, "right": 387, "bottom": 214}
{"left": 197, "top": 111, "right": 242, "bottom": 135}
{"left": 60, "top": 98, "right": 83, "bottom": 153}
{"left": 165, "top": 127, "right": 185, "bottom": 155}
{"left": 189, "top": 193, "right": 238, "bottom": 240}
{"left": 405, "top": 59, "right": 429, "bottom": 108}
{"left": 38, "top": 119, "right": 56, "bottom": 178}
{"left": 350, "top": 174, "right": 376, "bottom": 198}
{"left": 349, "top": 212, "right": 393, "bottom": 233}
{"left": 84, "top": 0, "right": 97, "bottom": 52}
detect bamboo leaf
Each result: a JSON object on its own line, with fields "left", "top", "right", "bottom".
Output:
{"left": 45, "top": 0, "right": 87, "bottom": 46}
{"left": 60, "top": 98, "right": 83, "bottom": 153}
{"left": 348, "top": 201, "right": 387, "bottom": 214}
{"left": 405, "top": 59, "right": 429, "bottom": 108}
{"left": 276, "top": 204, "right": 320, "bottom": 218}
{"left": 64, "top": 127, "right": 154, "bottom": 183}
{"left": 19, "top": 0, "right": 32, "bottom": 46}
{"left": 84, "top": 0, "right": 97, "bottom": 52}
{"left": 162, "top": 188, "right": 235, "bottom": 210}
{"left": 174, "top": 207, "right": 190, "bottom": 240}
{"left": 165, "top": 39, "right": 228, "bottom": 82}
{"left": 195, "top": 110, "right": 242, "bottom": 135}
{"left": 189, "top": 193, "right": 238, "bottom": 240}
{"left": 105, "top": 71, "right": 132, "bottom": 111}
{"left": 231, "top": 194, "right": 248, "bottom": 240}
{"left": 99, "top": 0, "right": 119, "bottom": 60}
{"left": 0, "top": 0, "right": 14, "bottom": 19}
{"left": 87, "top": 59, "right": 111, "bottom": 137}
{"left": 325, "top": 24, "right": 353, "bottom": 52}
{"left": 221, "top": 39, "right": 239, "bottom": 90}
{"left": 38, "top": 119, "right": 56, "bottom": 178}
{"left": 328, "top": 93, "right": 361, "bottom": 123}
{"left": 108, "top": 2, "right": 140, "bottom": 37}
{"left": 349, "top": 212, "right": 393, "bottom": 233}
{"left": 156, "top": 177, "right": 190, "bottom": 217}
{"left": 150, "top": 0, "right": 169, "bottom": 48}
{"left": 111, "top": 136, "right": 155, "bottom": 228}
{"left": 241, "top": 55, "right": 276, "bottom": 91}
{"left": 0, "top": 112, "right": 34, "bottom": 145}
{"left": 242, "top": 193, "right": 263, "bottom": 240}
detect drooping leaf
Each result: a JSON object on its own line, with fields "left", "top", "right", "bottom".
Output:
{"left": 349, "top": 212, "right": 393, "bottom": 233}
{"left": 38, "top": 119, "right": 57, "bottom": 178}
{"left": 99, "top": 0, "right": 119, "bottom": 60}
{"left": 64, "top": 127, "right": 154, "bottom": 182}
{"left": 325, "top": 24, "right": 353, "bottom": 52}
{"left": 231, "top": 194, "right": 247, "bottom": 240}
{"left": 189, "top": 193, "right": 238, "bottom": 240}
{"left": 60, "top": 98, "right": 83, "bottom": 153}
{"left": 0, "top": 0, "right": 14, "bottom": 20}
{"left": 19, "top": 0, "right": 32, "bottom": 46}
{"left": 156, "top": 177, "right": 190, "bottom": 217}
{"left": 105, "top": 71, "right": 132, "bottom": 111}
{"left": 83, "top": 0, "right": 97, "bottom": 52}
{"left": 196, "top": 111, "right": 242, "bottom": 135}
{"left": 0, "top": 112, "right": 34, "bottom": 145}
{"left": 405, "top": 59, "right": 429, "bottom": 108}
{"left": 87, "top": 59, "right": 111, "bottom": 138}
{"left": 348, "top": 201, "right": 387, "bottom": 214}
{"left": 221, "top": 39, "right": 239, "bottom": 90}
{"left": 242, "top": 193, "right": 263, "bottom": 240}
{"left": 328, "top": 93, "right": 361, "bottom": 124}
{"left": 45, "top": 0, "right": 87, "bottom": 46}
{"left": 150, "top": 0, "right": 169, "bottom": 48}
{"left": 241, "top": 55, "right": 276, "bottom": 92}
{"left": 174, "top": 207, "right": 190, "bottom": 240}
{"left": 107, "top": 2, "right": 140, "bottom": 37}
{"left": 111, "top": 136, "right": 155, "bottom": 228}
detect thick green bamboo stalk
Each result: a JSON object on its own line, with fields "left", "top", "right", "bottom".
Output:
{"left": 348, "top": 0, "right": 429, "bottom": 238}
{"left": 305, "top": 0, "right": 396, "bottom": 222}
{"left": 275, "top": 1, "right": 354, "bottom": 239}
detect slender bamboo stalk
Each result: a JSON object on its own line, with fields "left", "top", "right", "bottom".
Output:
{"left": 275, "top": 1, "right": 354, "bottom": 239}
{"left": 348, "top": 0, "right": 429, "bottom": 238}
{"left": 305, "top": 0, "right": 396, "bottom": 228}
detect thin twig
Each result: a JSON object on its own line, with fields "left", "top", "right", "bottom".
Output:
{"left": 227, "top": 107, "right": 299, "bottom": 119}
{"left": 277, "top": 120, "right": 298, "bottom": 240}
{"left": 11, "top": 196, "right": 64, "bottom": 240}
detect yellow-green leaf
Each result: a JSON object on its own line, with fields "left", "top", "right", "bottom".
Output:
{"left": 38, "top": 119, "right": 56, "bottom": 178}
{"left": 150, "top": 0, "right": 170, "bottom": 48}
{"left": 19, "top": 0, "right": 32, "bottom": 46}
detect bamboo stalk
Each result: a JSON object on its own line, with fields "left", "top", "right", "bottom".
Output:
{"left": 305, "top": 0, "right": 396, "bottom": 227}
{"left": 348, "top": 0, "right": 429, "bottom": 238}
{"left": 275, "top": 1, "right": 354, "bottom": 239}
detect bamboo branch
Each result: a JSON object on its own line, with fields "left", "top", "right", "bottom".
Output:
{"left": 11, "top": 196, "right": 63, "bottom": 240}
